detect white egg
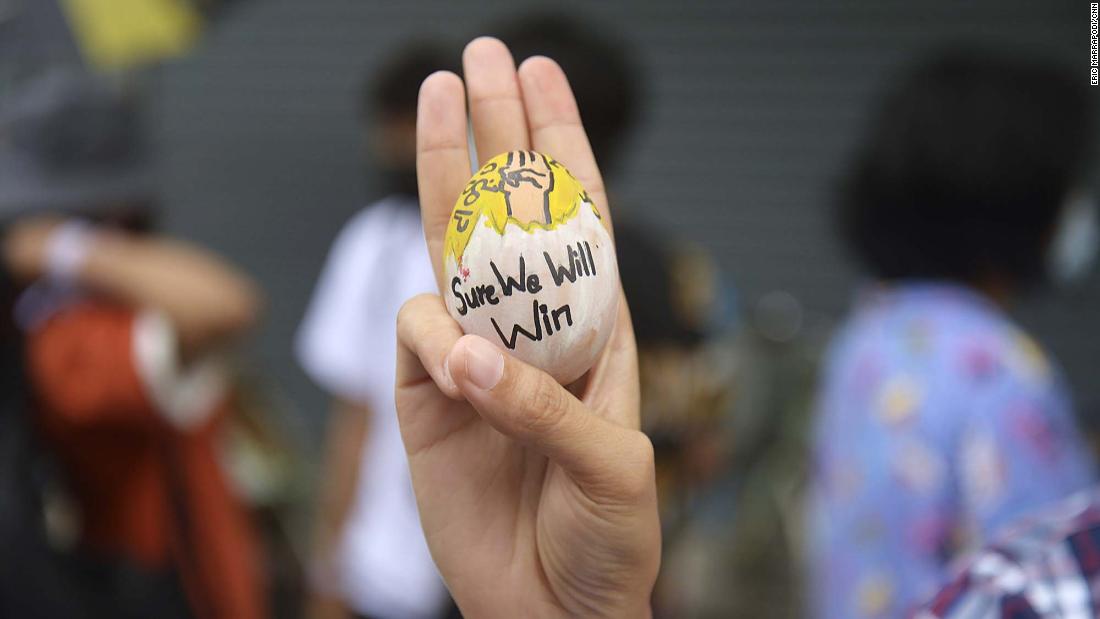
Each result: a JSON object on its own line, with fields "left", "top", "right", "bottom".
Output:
{"left": 443, "top": 150, "right": 619, "bottom": 384}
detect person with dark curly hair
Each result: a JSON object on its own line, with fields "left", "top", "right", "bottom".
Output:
{"left": 806, "top": 49, "right": 1099, "bottom": 618}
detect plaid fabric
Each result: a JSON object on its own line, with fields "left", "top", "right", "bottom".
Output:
{"left": 919, "top": 489, "right": 1100, "bottom": 618}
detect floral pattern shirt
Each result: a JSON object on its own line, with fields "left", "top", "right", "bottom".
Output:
{"left": 807, "top": 283, "right": 1096, "bottom": 618}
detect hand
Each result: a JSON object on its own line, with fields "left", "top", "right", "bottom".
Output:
{"left": 395, "top": 38, "right": 660, "bottom": 618}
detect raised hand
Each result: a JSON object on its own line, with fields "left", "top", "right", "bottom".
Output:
{"left": 394, "top": 37, "right": 660, "bottom": 617}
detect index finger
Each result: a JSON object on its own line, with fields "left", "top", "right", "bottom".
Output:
{"left": 417, "top": 71, "right": 472, "bottom": 291}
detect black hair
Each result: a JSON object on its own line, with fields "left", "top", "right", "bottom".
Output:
{"left": 362, "top": 42, "right": 458, "bottom": 122}
{"left": 838, "top": 47, "right": 1094, "bottom": 288}
{"left": 493, "top": 12, "right": 640, "bottom": 174}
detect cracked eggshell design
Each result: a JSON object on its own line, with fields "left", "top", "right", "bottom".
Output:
{"left": 443, "top": 150, "right": 618, "bottom": 384}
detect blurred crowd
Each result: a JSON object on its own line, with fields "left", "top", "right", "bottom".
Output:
{"left": 1, "top": 2, "right": 1098, "bottom": 618}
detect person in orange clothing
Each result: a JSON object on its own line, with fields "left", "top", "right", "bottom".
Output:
{"left": 0, "top": 70, "right": 266, "bottom": 618}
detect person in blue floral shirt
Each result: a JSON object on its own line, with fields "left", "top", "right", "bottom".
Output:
{"left": 807, "top": 49, "right": 1100, "bottom": 619}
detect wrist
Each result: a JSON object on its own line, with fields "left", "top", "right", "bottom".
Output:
{"left": 44, "top": 220, "right": 97, "bottom": 283}
{"left": 1, "top": 217, "right": 99, "bottom": 283}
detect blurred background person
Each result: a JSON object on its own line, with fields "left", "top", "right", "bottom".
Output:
{"left": 0, "top": 69, "right": 265, "bottom": 617}
{"left": 807, "top": 49, "right": 1098, "bottom": 619}
{"left": 294, "top": 43, "right": 459, "bottom": 619}
{"left": 0, "top": 222, "right": 90, "bottom": 618}
{"left": 920, "top": 485, "right": 1100, "bottom": 617}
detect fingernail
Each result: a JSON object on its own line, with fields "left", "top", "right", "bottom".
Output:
{"left": 463, "top": 337, "right": 504, "bottom": 390}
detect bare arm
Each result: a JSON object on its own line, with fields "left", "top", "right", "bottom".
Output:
{"left": 3, "top": 217, "right": 262, "bottom": 356}
{"left": 391, "top": 39, "right": 659, "bottom": 618}
{"left": 312, "top": 397, "right": 368, "bottom": 559}
{"left": 308, "top": 397, "right": 369, "bottom": 619}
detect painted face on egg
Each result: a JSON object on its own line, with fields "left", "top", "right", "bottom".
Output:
{"left": 444, "top": 150, "right": 619, "bottom": 384}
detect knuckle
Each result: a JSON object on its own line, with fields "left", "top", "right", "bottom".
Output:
{"left": 467, "top": 91, "right": 523, "bottom": 106}
{"left": 397, "top": 294, "right": 439, "bottom": 332}
{"left": 397, "top": 295, "right": 455, "bottom": 360}
{"left": 395, "top": 299, "right": 419, "bottom": 338}
{"left": 520, "top": 375, "right": 570, "bottom": 437}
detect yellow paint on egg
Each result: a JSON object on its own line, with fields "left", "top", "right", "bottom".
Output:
{"left": 444, "top": 150, "right": 603, "bottom": 266}
{"left": 442, "top": 150, "right": 618, "bottom": 384}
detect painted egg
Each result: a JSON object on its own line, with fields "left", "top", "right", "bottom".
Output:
{"left": 443, "top": 150, "right": 619, "bottom": 384}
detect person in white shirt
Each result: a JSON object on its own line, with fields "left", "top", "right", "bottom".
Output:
{"left": 296, "top": 44, "right": 458, "bottom": 619}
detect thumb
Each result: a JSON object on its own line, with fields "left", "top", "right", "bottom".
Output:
{"left": 445, "top": 334, "right": 653, "bottom": 499}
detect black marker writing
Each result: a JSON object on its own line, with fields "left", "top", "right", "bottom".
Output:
{"left": 451, "top": 276, "right": 500, "bottom": 316}
{"left": 544, "top": 242, "right": 597, "bottom": 287}
{"left": 491, "top": 256, "right": 542, "bottom": 296}
{"left": 490, "top": 299, "right": 574, "bottom": 350}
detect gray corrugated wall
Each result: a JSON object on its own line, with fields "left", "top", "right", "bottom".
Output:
{"left": 153, "top": 0, "right": 1097, "bottom": 438}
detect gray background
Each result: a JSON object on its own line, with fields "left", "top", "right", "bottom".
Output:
{"left": 151, "top": 0, "right": 1098, "bottom": 438}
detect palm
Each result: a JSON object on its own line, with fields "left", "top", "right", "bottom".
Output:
{"left": 393, "top": 38, "right": 659, "bottom": 617}
{"left": 397, "top": 300, "right": 640, "bottom": 615}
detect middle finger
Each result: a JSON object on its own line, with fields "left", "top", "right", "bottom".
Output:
{"left": 463, "top": 37, "right": 530, "bottom": 166}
